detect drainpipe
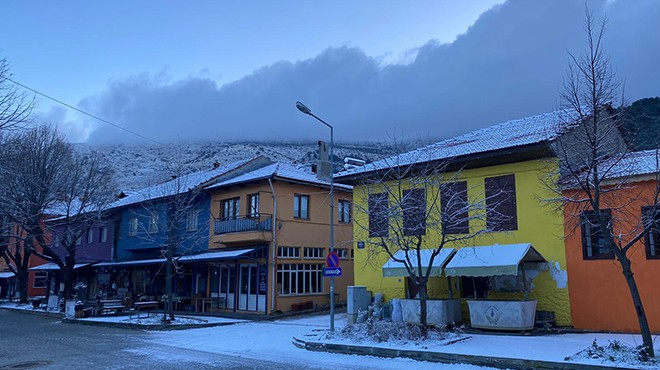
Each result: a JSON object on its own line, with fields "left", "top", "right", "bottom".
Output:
{"left": 268, "top": 178, "right": 277, "bottom": 313}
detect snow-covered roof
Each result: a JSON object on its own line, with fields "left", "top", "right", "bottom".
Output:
{"left": 382, "top": 248, "right": 456, "bottom": 278}
{"left": 108, "top": 157, "right": 261, "bottom": 209}
{"left": 0, "top": 272, "right": 14, "bottom": 278}
{"left": 444, "top": 243, "right": 546, "bottom": 277}
{"left": 94, "top": 248, "right": 255, "bottom": 267}
{"left": 205, "top": 162, "right": 352, "bottom": 191}
{"left": 604, "top": 150, "right": 660, "bottom": 180}
{"left": 337, "top": 110, "right": 576, "bottom": 179}
{"left": 29, "top": 262, "right": 91, "bottom": 271}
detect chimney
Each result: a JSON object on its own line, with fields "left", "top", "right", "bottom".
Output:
{"left": 316, "top": 140, "right": 332, "bottom": 181}
{"left": 213, "top": 161, "right": 220, "bottom": 169}
{"left": 311, "top": 164, "right": 318, "bottom": 174}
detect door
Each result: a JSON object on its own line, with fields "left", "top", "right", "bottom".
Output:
{"left": 220, "top": 266, "right": 236, "bottom": 310}
{"left": 239, "top": 265, "right": 258, "bottom": 311}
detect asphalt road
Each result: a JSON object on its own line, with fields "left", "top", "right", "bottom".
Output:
{"left": 0, "top": 309, "right": 318, "bottom": 370}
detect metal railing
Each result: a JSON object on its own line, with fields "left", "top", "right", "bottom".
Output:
{"left": 214, "top": 214, "right": 273, "bottom": 235}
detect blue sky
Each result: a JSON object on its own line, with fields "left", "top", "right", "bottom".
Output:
{"left": 1, "top": 0, "right": 659, "bottom": 144}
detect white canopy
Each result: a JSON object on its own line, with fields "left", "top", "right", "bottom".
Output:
{"left": 382, "top": 248, "right": 456, "bottom": 278}
{"left": 94, "top": 248, "right": 255, "bottom": 267}
{"left": 0, "top": 271, "right": 14, "bottom": 279}
{"left": 29, "top": 263, "right": 91, "bottom": 271}
{"left": 444, "top": 243, "right": 546, "bottom": 277}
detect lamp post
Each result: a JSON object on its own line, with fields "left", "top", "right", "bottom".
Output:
{"left": 296, "top": 101, "right": 335, "bottom": 331}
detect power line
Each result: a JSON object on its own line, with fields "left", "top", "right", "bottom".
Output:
{"left": 7, "top": 77, "right": 165, "bottom": 146}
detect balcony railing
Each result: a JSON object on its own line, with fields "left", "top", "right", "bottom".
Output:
{"left": 214, "top": 214, "right": 273, "bottom": 235}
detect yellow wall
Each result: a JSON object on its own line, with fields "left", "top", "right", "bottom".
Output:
{"left": 352, "top": 158, "right": 572, "bottom": 326}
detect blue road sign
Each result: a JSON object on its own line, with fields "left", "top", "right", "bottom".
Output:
{"left": 323, "top": 267, "right": 342, "bottom": 277}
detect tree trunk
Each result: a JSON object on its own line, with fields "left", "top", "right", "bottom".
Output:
{"left": 164, "top": 254, "right": 174, "bottom": 322}
{"left": 418, "top": 281, "right": 429, "bottom": 338}
{"left": 619, "top": 256, "right": 655, "bottom": 357}
{"left": 17, "top": 270, "right": 28, "bottom": 304}
{"left": 62, "top": 255, "right": 76, "bottom": 306}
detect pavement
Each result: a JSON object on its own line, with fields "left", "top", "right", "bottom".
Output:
{"left": 1, "top": 303, "right": 656, "bottom": 370}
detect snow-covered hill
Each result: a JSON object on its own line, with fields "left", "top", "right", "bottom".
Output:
{"left": 74, "top": 141, "right": 410, "bottom": 191}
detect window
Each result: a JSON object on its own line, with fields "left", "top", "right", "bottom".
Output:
{"left": 222, "top": 197, "right": 240, "bottom": 219}
{"left": 75, "top": 234, "right": 82, "bottom": 246}
{"left": 403, "top": 188, "right": 426, "bottom": 236}
{"left": 581, "top": 209, "right": 614, "bottom": 260}
{"left": 338, "top": 200, "right": 351, "bottom": 223}
{"left": 87, "top": 229, "right": 94, "bottom": 244}
{"left": 248, "top": 193, "right": 260, "bottom": 218}
{"left": 277, "top": 263, "right": 323, "bottom": 295}
{"left": 128, "top": 217, "right": 138, "bottom": 236}
{"left": 441, "top": 181, "right": 469, "bottom": 234}
{"left": 336, "top": 248, "right": 350, "bottom": 259}
{"left": 33, "top": 272, "right": 47, "bottom": 289}
{"left": 293, "top": 194, "right": 309, "bottom": 219}
{"left": 643, "top": 206, "right": 660, "bottom": 259}
{"left": 278, "top": 246, "right": 300, "bottom": 258}
{"left": 368, "top": 193, "right": 388, "bottom": 237}
{"left": 186, "top": 210, "right": 200, "bottom": 231}
{"left": 304, "top": 247, "right": 324, "bottom": 259}
{"left": 148, "top": 212, "right": 159, "bottom": 233}
{"left": 100, "top": 226, "right": 108, "bottom": 243}
{"left": 485, "top": 174, "right": 518, "bottom": 231}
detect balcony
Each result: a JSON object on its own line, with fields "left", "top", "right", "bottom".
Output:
{"left": 214, "top": 214, "right": 272, "bottom": 235}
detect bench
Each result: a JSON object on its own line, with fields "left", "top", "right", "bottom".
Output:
{"left": 131, "top": 301, "right": 159, "bottom": 319}
{"left": 97, "top": 299, "right": 126, "bottom": 316}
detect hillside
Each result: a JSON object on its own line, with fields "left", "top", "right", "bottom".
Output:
{"left": 74, "top": 141, "right": 409, "bottom": 191}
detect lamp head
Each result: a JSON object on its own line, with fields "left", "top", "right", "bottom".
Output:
{"left": 296, "top": 101, "right": 312, "bottom": 115}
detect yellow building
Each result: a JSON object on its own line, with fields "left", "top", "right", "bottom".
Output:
{"left": 206, "top": 161, "right": 353, "bottom": 314}
{"left": 336, "top": 112, "right": 572, "bottom": 326}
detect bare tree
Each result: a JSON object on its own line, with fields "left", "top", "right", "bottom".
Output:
{"left": 0, "top": 125, "right": 70, "bottom": 303}
{"left": 130, "top": 153, "right": 211, "bottom": 322}
{"left": 0, "top": 57, "right": 33, "bottom": 130}
{"left": 352, "top": 148, "right": 492, "bottom": 336}
{"left": 43, "top": 151, "right": 117, "bottom": 305}
{"left": 553, "top": 10, "right": 656, "bottom": 357}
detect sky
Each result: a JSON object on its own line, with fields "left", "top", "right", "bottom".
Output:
{"left": 1, "top": 0, "right": 659, "bottom": 144}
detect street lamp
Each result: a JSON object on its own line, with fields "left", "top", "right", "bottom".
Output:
{"left": 296, "top": 101, "right": 335, "bottom": 331}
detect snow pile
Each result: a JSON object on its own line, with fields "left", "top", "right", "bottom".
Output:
{"left": 121, "top": 314, "right": 208, "bottom": 325}
{"left": 323, "top": 319, "right": 466, "bottom": 346}
{"left": 565, "top": 339, "right": 659, "bottom": 369}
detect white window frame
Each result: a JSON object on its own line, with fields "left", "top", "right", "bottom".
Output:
{"left": 303, "top": 247, "right": 324, "bottom": 259}
{"left": 87, "top": 228, "right": 94, "bottom": 244}
{"left": 101, "top": 226, "right": 108, "bottom": 243}
{"left": 277, "top": 246, "right": 300, "bottom": 258}
{"left": 336, "top": 248, "right": 350, "bottom": 259}
{"left": 148, "top": 212, "right": 159, "bottom": 233}
{"left": 33, "top": 271, "right": 47, "bottom": 289}
{"left": 186, "top": 210, "right": 200, "bottom": 231}
{"left": 128, "top": 217, "right": 138, "bottom": 236}
{"left": 277, "top": 263, "right": 323, "bottom": 295}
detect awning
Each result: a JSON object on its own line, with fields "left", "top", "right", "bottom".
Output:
{"left": 29, "top": 262, "right": 91, "bottom": 271}
{"left": 382, "top": 248, "right": 456, "bottom": 278}
{"left": 94, "top": 248, "right": 256, "bottom": 267}
{"left": 444, "top": 243, "right": 546, "bottom": 277}
{"left": 0, "top": 271, "right": 14, "bottom": 279}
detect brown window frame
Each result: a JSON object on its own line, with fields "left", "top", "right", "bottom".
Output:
{"left": 581, "top": 209, "right": 614, "bottom": 260}
{"left": 247, "top": 193, "right": 260, "bottom": 218}
{"left": 642, "top": 206, "right": 660, "bottom": 259}
{"left": 441, "top": 181, "right": 469, "bottom": 234}
{"left": 293, "top": 194, "right": 310, "bottom": 219}
{"left": 485, "top": 174, "right": 518, "bottom": 231}
{"left": 403, "top": 188, "right": 426, "bottom": 236}
{"left": 368, "top": 192, "right": 389, "bottom": 237}
{"left": 222, "top": 197, "right": 241, "bottom": 220}
{"left": 338, "top": 199, "right": 352, "bottom": 223}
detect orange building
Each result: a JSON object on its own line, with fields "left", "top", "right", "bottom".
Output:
{"left": 205, "top": 161, "right": 354, "bottom": 314}
{"left": 564, "top": 150, "right": 660, "bottom": 333}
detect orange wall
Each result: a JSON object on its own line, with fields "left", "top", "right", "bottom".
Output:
{"left": 564, "top": 179, "right": 660, "bottom": 333}
{"left": 209, "top": 179, "right": 354, "bottom": 313}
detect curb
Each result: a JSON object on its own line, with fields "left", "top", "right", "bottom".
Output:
{"left": 0, "top": 306, "right": 64, "bottom": 318}
{"left": 292, "top": 337, "right": 633, "bottom": 370}
{"left": 62, "top": 317, "right": 243, "bottom": 331}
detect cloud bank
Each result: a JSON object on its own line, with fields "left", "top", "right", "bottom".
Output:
{"left": 79, "top": 0, "right": 660, "bottom": 144}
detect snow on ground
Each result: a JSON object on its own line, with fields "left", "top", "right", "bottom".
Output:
{"left": 78, "top": 313, "right": 245, "bottom": 325}
{"left": 138, "top": 313, "right": 659, "bottom": 369}
{"left": 0, "top": 302, "right": 60, "bottom": 313}
{"left": 137, "top": 313, "right": 494, "bottom": 370}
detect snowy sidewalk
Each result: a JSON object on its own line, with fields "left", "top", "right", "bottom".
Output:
{"left": 140, "top": 313, "right": 659, "bottom": 370}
